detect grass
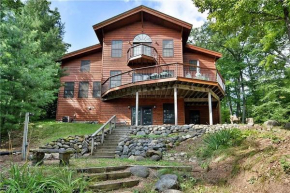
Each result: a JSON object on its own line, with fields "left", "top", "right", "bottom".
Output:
{"left": 0, "top": 164, "right": 88, "bottom": 193}
{"left": 29, "top": 120, "right": 103, "bottom": 146}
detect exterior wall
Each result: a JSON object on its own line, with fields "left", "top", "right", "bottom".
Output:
{"left": 184, "top": 104, "right": 220, "bottom": 124}
{"left": 102, "top": 21, "right": 183, "bottom": 81}
{"left": 100, "top": 98, "right": 185, "bottom": 125}
{"left": 56, "top": 52, "right": 102, "bottom": 121}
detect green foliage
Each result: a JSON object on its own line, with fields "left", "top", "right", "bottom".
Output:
{"left": 280, "top": 156, "right": 290, "bottom": 174}
{"left": 0, "top": 164, "right": 87, "bottom": 193}
{"left": 196, "top": 129, "right": 245, "bottom": 159}
{"left": 0, "top": 0, "right": 69, "bottom": 134}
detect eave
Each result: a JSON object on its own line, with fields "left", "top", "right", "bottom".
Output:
{"left": 185, "top": 44, "right": 222, "bottom": 59}
{"left": 61, "top": 44, "right": 102, "bottom": 62}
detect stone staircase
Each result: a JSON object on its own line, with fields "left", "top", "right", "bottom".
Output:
{"left": 92, "top": 126, "right": 130, "bottom": 158}
{"left": 77, "top": 166, "right": 139, "bottom": 192}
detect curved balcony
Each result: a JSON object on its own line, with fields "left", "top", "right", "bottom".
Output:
{"left": 127, "top": 43, "right": 159, "bottom": 66}
{"left": 101, "top": 63, "right": 225, "bottom": 100}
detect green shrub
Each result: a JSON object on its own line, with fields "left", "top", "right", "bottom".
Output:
{"left": 280, "top": 156, "right": 290, "bottom": 174}
{"left": 196, "top": 129, "right": 245, "bottom": 159}
{"left": 0, "top": 164, "right": 87, "bottom": 193}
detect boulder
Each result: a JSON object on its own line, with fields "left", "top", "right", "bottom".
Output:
{"left": 128, "top": 155, "right": 145, "bottom": 161}
{"left": 264, "top": 120, "right": 280, "bottom": 127}
{"left": 154, "top": 174, "right": 178, "bottom": 192}
{"left": 151, "top": 155, "right": 161, "bottom": 161}
{"left": 284, "top": 123, "right": 290, "bottom": 129}
{"left": 163, "top": 190, "right": 183, "bottom": 193}
{"left": 146, "top": 150, "right": 162, "bottom": 157}
{"left": 130, "top": 166, "right": 149, "bottom": 178}
{"left": 137, "top": 131, "right": 146, "bottom": 136}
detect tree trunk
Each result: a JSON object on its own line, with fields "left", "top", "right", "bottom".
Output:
{"left": 283, "top": 6, "right": 290, "bottom": 45}
{"left": 240, "top": 70, "right": 246, "bottom": 123}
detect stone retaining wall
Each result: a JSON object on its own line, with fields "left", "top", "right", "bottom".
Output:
{"left": 117, "top": 124, "right": 239, "bottom": 160}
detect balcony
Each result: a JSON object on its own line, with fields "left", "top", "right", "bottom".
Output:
{"left": 101, "top": 63, "right": 225, "bottom": 100}
{"left": 127, "top": 44, "right": 159, "bottom": 66}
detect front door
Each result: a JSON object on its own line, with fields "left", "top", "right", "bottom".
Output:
{"left": 189, "top": 110, "right": 200, "bottom": 124}
{"left": 131, "top": 107, "right": 152, "bottom": 125}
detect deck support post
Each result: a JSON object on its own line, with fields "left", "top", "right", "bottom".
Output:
{"left": 208, "top": 92, "right": 213, "bottom": 125}
{"left": 174, "top": 86, "right": 178, "bottom": 126}
{"left": 218, "top": 100, "right": 222, "bottom": 124}
{"left": 136, "top": 91, "right": 139, "bottom": 126}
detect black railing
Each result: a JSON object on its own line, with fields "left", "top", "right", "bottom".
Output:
{"left": 101, "top": 63, "right": 225, "bottom": 95}
{"left": 127, "top": 43, "right": 158, "bottom": 63}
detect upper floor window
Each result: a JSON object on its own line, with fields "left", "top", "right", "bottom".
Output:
{"left": 163, "top": 40, "right": 174, "bottom": 57}
{"left": 78, "top": 82, "right": 89, "bottom": 98}
{"left": 93, "top": 81, "right": 101, "bottom": 98}
{"left": 110, "top": 70, "right": 121, "bottom": 88}
{"left": 80, "top": 60, "right": 90, "bottom": 72}
{"left": 111, "top": 40, "right": 122, "bottom": 57}
{"left": 64, "top": 82, "right": 74, "bottom": 98}
{"left": 189, "top": 60, "right": 199, "bottom": 71}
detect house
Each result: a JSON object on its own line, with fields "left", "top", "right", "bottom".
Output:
{"left": 56, "top": 6, "right": 225, "bottom": 126}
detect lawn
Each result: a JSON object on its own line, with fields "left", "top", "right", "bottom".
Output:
{"left": 29, "top": 120, "right": 103, "bottom": 147}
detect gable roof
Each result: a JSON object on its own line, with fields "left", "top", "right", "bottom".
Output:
{"left": 93, "top": 5, "right": 192, "bottom": 45}
{"left": 185, "top": 44, "right": 222, "bottom": 58}
{"left": 61, "top": 44, "right": 102, "bottom": 62}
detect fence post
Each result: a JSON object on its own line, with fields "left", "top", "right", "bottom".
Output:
{"left": 101, "top": 128, "right": 105, "bottom": 144}
{"left": 91, "top": 138, "right": 94, "bottom": 155}
{"left": 109, "top": 121, "right": 112, "bottom": 134}
{"left": 22, "top": 112, "right": 30, "bottom": 160}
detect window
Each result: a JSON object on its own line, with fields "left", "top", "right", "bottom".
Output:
{"left": 80, "top": 60, "right": 90, "bottom": 72}
{"left": 78, "top": 82, "right": 89, "bottom": 98}
{"left": 93, "top": 81, "right": 101, "bottom": 98}
{"left": 189, "top": 60, "right": 198, "bottom": 71}
{"left": 163, "top": 103, "right": 175, "bottom": 124}
{"left": 110, "top": 71, "right": 121, "bottom": 88}
{"left": 111, "top": 40, "right": 122, "bottom": 57}
{"left": 163, "top": 40, "right": 174, "bottom": 57}
{"left": 64, "top": 82, "right": 74, "bottom": 98}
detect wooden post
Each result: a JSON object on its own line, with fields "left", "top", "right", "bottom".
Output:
{"left": 218, "top": 100, "right": 222, "bottom": 124}
{"left": 208, "top": 92, "right": 213, "bottom": 125}
{"left": 174, "top": 87, "right": 178, "bottom": 126}
{"left": 101, "top": 128, "right": 105, "bottom": 144}
{"left": 91, "top": 138, "right": 94, "bottom": 155}
{"left": 109, "top": 121, "right": 112, "bottom": 134}
{"left": 22, "top": 112, "right": 30, "bottom": 160}
{"left": 136, "top": 91, "right": 139, "bottom": 126}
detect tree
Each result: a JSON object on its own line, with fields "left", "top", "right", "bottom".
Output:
{"left": 0, "top": 0, "right": 69, "bottom": 134}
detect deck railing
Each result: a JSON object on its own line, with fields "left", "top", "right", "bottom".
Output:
{"left": 101, "top": 63, "right": 225, "bottom": 95}
{"left": 91, "top": 115, "right": 116, "bottom": 155}
{"left": 127, "top": 43, "right": 158, "bottom": 63}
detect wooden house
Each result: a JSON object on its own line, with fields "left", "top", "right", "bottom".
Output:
{"left": 56, "top": 6, "right": 225, "bottom": 125}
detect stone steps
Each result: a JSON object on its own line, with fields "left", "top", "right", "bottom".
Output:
{"left": 77, "top": 166, "right": 128, "bottom": 173}
{"left": 84, "top": 171, "right": 131, "bottom": 181}
{"left": 89, "top": 179, "right": 139, "bottom": 191}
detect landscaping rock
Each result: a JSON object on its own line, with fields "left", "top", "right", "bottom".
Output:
{"left": 151, "top": 155, "right": 161, "bottom": 161}
{"left": 146, "top": 150, "right": 162, "bottom": 157}
{"left": 284, "top": 123, "right": 290, "bottom": 129}
{"left": 154, "top": 174, "right": 178, "bottom": 192}
{"left": 264, "top": 120, "right": 280, "bottom": 127}
{"left": 130, "top": 166, "right": 149, "bottom": 178}
{"left": 163, "top": 190, "right": 183, "bottom": 193}
{"left": 137, "top": 131, "right": 146, "bottom": 136}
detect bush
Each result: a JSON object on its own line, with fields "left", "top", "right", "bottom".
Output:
{"left": 196, "top": 129, "right": 245, "bottom": 159}
{"left": 0, "top": 164, "right": 87, "bottom": 193}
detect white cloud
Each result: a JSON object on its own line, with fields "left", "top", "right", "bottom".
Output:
{"left": 125, "top": 0, "right": 208, "bottom": 28}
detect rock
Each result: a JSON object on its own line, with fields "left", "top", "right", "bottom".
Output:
{"left": 137, "top": 131, "right": 146, "bottom": 136}
{"left": 151, "top": 155, "right": 161, "bottom": 161}
{"left": 130, "top": 166, "right": 149, "bottom": 178}
{"left": 146, "top": 150, "right": 162, "bottom": 157}
{"left": 284, "top": 123, "right": 290, "bottom": 129}
{"left": 264, "top": 120, "right": 280, "bottom": 127}
{"left": 163, "top": 190, "right": 183, "bottom": 193}
{"left": 51, "top": 153, "right": 59, "bottom": 159}
{"left": 44, "top": 153, "right": 52, "bottom": 160}
{"left": 123, "top": 146, "right": 129, "bottom": 155}
{"left": 154, "top": 174, "right": 178, "bottom": 192}
{"left": 128, "top": 155, "right": 145, "bottom": 161}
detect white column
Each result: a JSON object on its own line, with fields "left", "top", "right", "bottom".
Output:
{"left": 208, "top": 92, "right": 213, "bottom": 125}
{"left": 135, "top": 91, "right": 139, "bottom": 126}
{"left": 174, "top": 87, "right": 178, "bottom": 126}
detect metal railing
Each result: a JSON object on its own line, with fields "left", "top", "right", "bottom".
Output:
{"left": 90, "top": 115, "right": 116, "bottom": 155}
{"left": 127, "top": 43, "right": 158, "bottom": 63}
{"left": 101, "top": 63, "right": 225, "bottom": 95}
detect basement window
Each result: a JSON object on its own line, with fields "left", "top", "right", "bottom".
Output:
{"left": 78, "top": 82, "right": 89, "bottom": 98}
{"left": 163, "top": 103, "right": 175, "bottom": 124}
{"left": 64, "top": 82, "right": 74, "bottom": 98}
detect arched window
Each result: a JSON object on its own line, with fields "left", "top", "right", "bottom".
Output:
{"left": 133, "top": 34, "right": 152, "bottom": 43}
{"left": 132, "top": 34, "right": 152, "bottom": 57}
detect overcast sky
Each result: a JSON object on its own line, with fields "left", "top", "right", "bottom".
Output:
{"left": 50, "top": 0, "right": 208, "bottom": 52}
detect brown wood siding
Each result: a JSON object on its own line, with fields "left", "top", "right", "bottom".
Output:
{"left": 102, "top": 21, "right": 183, "bottom": 82}
{"left": 100, "top": 98, "right": 185, "bottom": 125}
{"left": 56, "top": 52, "right": 102, "bottom": 121}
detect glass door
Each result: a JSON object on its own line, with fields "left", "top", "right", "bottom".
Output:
{"left": 131, "top": 106, "right": 152, "bottom": 125}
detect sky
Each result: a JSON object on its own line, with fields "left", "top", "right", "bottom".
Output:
{"left": 50, "top": 0, "right": 208, "bottom": 53}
